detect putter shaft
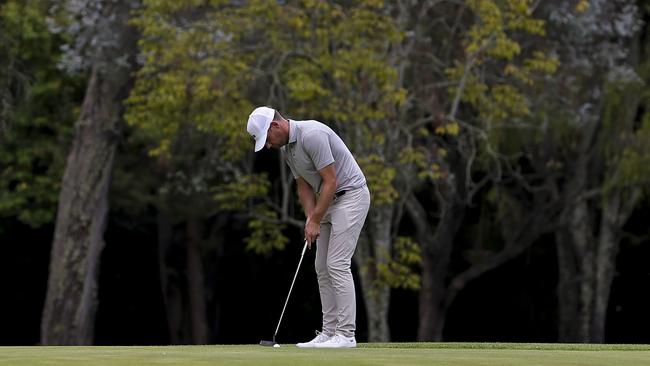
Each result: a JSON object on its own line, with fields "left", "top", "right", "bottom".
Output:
{"left": 273, "top": 240, "right": 309, "bottom": 341}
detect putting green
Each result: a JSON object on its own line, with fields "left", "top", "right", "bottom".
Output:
{"left": 0, "top": 343, "right": 648, "bottom": 366}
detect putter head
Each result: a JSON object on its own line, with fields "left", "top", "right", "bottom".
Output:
{"left": 259, "top": 340, "right": 276, "bottom": 347}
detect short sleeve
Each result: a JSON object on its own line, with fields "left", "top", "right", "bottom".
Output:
{"left": 303, "top": 131, "right": 335, "bottom": 171}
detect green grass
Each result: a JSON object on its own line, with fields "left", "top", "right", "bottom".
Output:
{"left": 0, "top": 343, "right": 649, "bottom": 366}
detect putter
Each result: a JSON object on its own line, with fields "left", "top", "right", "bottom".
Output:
{"left": 260, "top": 239, "right": 310, "bottom": 347}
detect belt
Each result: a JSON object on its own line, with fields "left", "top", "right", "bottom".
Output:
{"left": 335, "top": 190, "right": 346, "bottom": 198}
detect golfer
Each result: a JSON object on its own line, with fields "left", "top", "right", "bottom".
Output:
{"left": 247, "top": 106, "right": 370, "bottom": 348}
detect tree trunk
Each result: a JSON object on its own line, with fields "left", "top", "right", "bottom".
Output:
{"left": 156, "top": 207, "right": 179, "bottom": 343}
{"left": 411, "top": 197, "right": 464, "bottom": 341}
{"left": 591, "top": 190, "right": 637, "bottom": 342}
{"left": 555, "top": 229, "right": 580, "bottom": 342}
{"left": 572, "top": 200, "right": 596, "bottom": 342}
{"left": 417, "top": 252, "right": 448, "bottom": 342}
{"left": 40, "top": 66, "right": 128, "bottom": 345}
{"left": 556, "top": 188, "right": 638, "bottom": 342}
{"left": 354, "top": 204, "right": 392, "bottom": 342}
{"left": 358, "top": 272, "right": 390, "bottom": 342}
{"left": 591, "top": 201, "right": 616, "bottom": 342}
{"left": 557, "top": 175, "right": 639, "bottom": 343}
{"left": 186, "top": 218, "right": 209, "bottom": 344}
{"left": 40, "top": 1, "right": 138, "bottom": 345}
{"left": 556, "top": 216, "right": 596, "bottom": 343}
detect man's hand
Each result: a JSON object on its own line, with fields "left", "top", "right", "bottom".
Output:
{"left": 297, "top": 164, "right": 336, "bottom": 249}
{"left": 304, "top": 217, "right": 320, "bottom": 249}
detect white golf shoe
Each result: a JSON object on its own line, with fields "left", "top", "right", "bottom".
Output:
{"left": 296, "top": 330, "right": 332, "bottom": 348}
{"left": 313, "top": 333, "right": 357, "bottom": 348}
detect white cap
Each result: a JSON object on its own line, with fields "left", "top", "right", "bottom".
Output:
{"left": 247, "top": 106, "right": 275, "bottom": 152}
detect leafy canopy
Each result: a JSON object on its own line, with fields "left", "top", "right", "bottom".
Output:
{"left": 128, "top": 0, "right": 405, "bottom": 251}
{"left": 0, "top": 0, "right": 80, "bottom": 229}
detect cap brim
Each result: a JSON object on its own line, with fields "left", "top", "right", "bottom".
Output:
{"left": 254, "top": 131, "right": 268, "bottom": 152}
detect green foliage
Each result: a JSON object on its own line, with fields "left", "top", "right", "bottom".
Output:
{"left": 128, "top": 0, "right": 406, "bottom": 251}
{"left": 212, "top": 174, "right": 270, "bottom": 211}
{"left": 357, "top": 154, "right": 399, "bottom": 205}
{"left": 128, "top": 0, "right": 403, "bottom": 157}
{"left": 486, "top": 185, "right": 523, "bottom": 231}
{"left": 599, "top": 49, "right": 650, "bottom": 193}
{"left": 235, "top": 0, "right": 405, "bottom": 137}
{"left": 127, "top": 0, "right": 269, "bottom": 248}
{"left": 398, "top": 147, "right": 444, "bottom": 182}
{"left": 435, "top": 121, "right": 460, "bottom": 136}
{"left": 215, "top": 0, "right": 406, "bottom": 188}
{"left": 376, "top": 236, "right": 421, "bottom": 290}
{"left": 0, "top": 0, "right": 80, "bottom": 228}
{"left": 447, "top": 0, "right": 558, "bottom": 124}
{"left": 245, "top": 207, "right": 288, "bottom": 254}
{"left": 125, "top": 8, "right": 252, "bottom": 159}
{"left": 616, "top": 106, "right": 650, "bottom": 191}
{"left": 619, "top": 119, "right": 650, "bottom": 188}
{"left": 575, "top": 0, "right": 590, "bottom": 13}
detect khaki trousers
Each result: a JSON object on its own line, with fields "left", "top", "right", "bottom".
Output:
{"left": 315, "top": 185, "right": 370, "bottom": 338}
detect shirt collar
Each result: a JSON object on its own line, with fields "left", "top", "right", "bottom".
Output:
{"left": 288, "top": 119, "right": 297, "bottom": 144}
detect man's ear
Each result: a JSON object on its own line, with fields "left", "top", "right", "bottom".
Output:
{"left": 269, "top": 121, "right": 279, "bottom": 128}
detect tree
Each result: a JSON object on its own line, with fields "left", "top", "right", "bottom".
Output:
{"left": 395, "top": 0, "right": 559, "bottom": 341}
{"left": 540, "top": 0, "right": 646, "bottom": 342}
{"left": 41, "top": 0, "right": 139, "bottom": 345}
{"left": 126, "top": 0, "right": 265, "bottom": 343}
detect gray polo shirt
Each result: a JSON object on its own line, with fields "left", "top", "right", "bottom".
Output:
{"left": 281, "top": 119, "right": 366, "bottom": 194}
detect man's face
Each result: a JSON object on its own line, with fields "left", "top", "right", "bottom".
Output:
{"left": 264, "top": 122, "right": 283, "bottom": 149}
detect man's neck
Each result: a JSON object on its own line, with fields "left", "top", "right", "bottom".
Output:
{"left": 285, "top": 119, "right": 292, "bottom": 146}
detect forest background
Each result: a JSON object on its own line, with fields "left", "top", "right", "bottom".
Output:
{"left": 1, "top": 0, "right": 649, "bottom": 346}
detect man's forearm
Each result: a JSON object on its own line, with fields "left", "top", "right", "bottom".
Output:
{"left": 297, "top": 181, "right": 317, "bottom": 218}
{"left": 310, "top": 179, "right": 336, "bottom": 223}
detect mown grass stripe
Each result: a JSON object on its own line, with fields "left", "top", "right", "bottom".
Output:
{"left": 358, "top": 342, "right": 650, "bottom": 351}
{"left": 0, "top": 343, "right": 648, "bottom": 366}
